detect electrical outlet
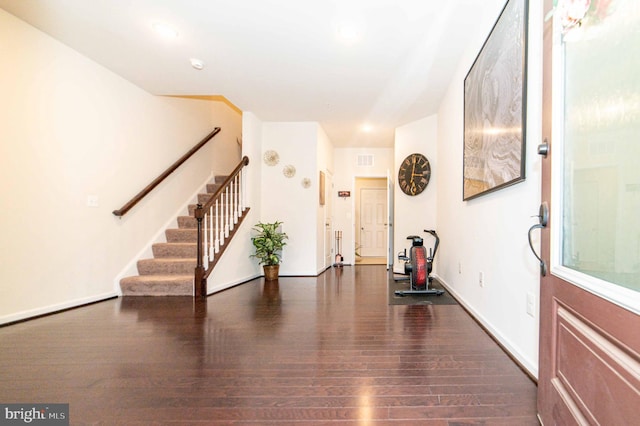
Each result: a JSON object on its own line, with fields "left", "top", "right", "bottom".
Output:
{"left": 87, "top": 195, "right": 99, "bottom": 207}
{"left": 479, "top": 271, "right": 484, "bottom": 288}
{"left": 526, "top": 292, "right": 536, "bottom": 317}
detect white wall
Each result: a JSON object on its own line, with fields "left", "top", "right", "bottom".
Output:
{"left": 393, "top": 115, "right": 439, "bottom": 274}
{"left": 241, "top": 112, "right": 264, "bottom": 216}
{"left": 260, "top": 122, "right": 319, "bottom": 275}
{"left": 208, "top": 101, "right": 243, "bottom": 173}
{"left": 212, "top": 117, "right": 336, "bottom": 281}
{"left": 0, "top": 10, "right": 239, "bottom": 323}
{"left": 434, "top": 0, "right": 543, "bottom": 377}
{"left": 332, "top": 148, "right": 394, "bottom": 265}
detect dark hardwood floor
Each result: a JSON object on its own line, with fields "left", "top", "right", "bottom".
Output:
{"left": 0, "top": 266, "right": 538, "bottom": 425}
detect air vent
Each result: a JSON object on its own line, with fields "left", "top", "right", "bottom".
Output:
{"left": 357, "top": 154, "right": 374, "bottom": 167}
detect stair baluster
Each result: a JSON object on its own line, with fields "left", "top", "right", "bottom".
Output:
{"left": 225, "top": 186, "right": 230, "bottom": 237}
{"left": 215, "top": 199, "right": 220, "bottom": 254}
{"left": 203, "top": 210, "right": 209, "bottom": 269}
{"left": 239, "top": 170, "right": 245, "bottom": 215}
{"left": 234, "top": 174, "right": 240, "bottom": 224}
{"left": 220, "top": 189, "right": 226, "bottom": 246}
{"left": 208, "top": 205, "right": 214, "bottom": 262}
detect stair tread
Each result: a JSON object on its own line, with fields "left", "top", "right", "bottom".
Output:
{"left": 138, "top": 258, "right": 196, "bottom": 263}
{"left": 151, "top": 242, "right": 198, "bottom": 259}
{"left": 137, "top": 257, "right": 197, "bottom": 275}
{"left": 121, "top": 274, "right": 192, "bottom": 282}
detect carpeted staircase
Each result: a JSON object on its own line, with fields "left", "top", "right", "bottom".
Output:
{"left": 120, "top": 176, "right": 230, "bottom": 296}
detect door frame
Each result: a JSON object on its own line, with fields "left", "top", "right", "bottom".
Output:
{"left": 358, "top": 187, "right": 387, "bottom": 257}
{"left": 323, "top": 169, "right": 333, "bottom": 270}
{"left": 353, "top": 176, "right": 391, "bottom": 266}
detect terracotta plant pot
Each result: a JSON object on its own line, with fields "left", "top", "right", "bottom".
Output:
{"left": 263, "top": 264, "right": 280, "bottom": 281}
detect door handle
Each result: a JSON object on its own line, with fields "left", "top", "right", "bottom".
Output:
{"left": 538, "top": 138, "right": 549, "bottom": 157}
{"left": 528, "top": 202, "right": 548, "bottom": 276}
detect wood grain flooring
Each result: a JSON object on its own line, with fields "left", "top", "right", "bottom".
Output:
{"left": 0, "top": 266, "right": 538, "bottom": 425}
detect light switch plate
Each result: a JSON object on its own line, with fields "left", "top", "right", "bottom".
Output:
{"left": 87, "top": 195, "right": 99, "bottom": 207}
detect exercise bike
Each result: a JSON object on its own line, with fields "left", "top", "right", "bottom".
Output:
{"left": 394, "top": 229, "right": 444, "bottom": 297}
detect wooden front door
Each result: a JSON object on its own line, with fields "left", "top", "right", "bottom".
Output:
{"left": 537, "top": 0, "right": 640, "bottom": 424}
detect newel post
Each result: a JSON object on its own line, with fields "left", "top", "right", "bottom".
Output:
{"left": 194, "top": 203, "right": 206, "bottom": 298}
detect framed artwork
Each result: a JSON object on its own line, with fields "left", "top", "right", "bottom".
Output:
{"left": 319, "top": 171, "right": 325, "bottom": 205}
{"left": 463, "top": 0, "right": 528, "bottom": 200}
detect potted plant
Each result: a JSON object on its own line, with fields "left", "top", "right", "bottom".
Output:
{"left": 251, "top": 221, "right": 288, "bottom": 280}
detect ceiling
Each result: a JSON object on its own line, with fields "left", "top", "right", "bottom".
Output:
{"left": 0, "top": 0, "right": 497, "bottom": 148}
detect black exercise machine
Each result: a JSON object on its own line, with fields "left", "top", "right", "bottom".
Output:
{"left": 394, "top": 229, "right": 444, "bottom": 297}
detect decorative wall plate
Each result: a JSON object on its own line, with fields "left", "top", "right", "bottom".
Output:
{"left": 283, "top": 165, "right": 296, "bottom": 178}
{"left": 263, "top": 150, "right": 279, "bottom": 166}
{"left": 301, "top": 177, "right": 311, "bottom": 188}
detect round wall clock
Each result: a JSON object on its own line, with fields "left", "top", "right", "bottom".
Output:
{"left": 398, "top": 153, "right": 431, "bottom": 196}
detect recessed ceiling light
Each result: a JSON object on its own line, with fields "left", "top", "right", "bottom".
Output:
{"left": 334, "top": 17, "right": 365, "bottom": 44}
{"left": 361, "top": 124, "right": 373, "bottom": 133}
{"left": 337, "top": 23, "right": 361, "bottom": 43}
{"left": 190, "top": 58, "right": 205, "bottom": 70}
{"left": 152, "top": 22, "right": 179, "bottom": 39}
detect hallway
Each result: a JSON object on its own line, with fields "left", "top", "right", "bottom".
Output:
{"left": 0, "top": 266, "right": 538, "bottom": 424}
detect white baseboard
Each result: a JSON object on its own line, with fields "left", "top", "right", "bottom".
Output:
{"left": 434, "top": 274, "right": 539, "bottom": 379}
{"left": 207, "top": 273, "right": 260, "bottom": 295}
{"left": 0, "top": 291, "right": 117, "bottom": 326}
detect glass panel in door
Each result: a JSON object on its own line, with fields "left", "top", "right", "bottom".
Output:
{"left": 559, "top": 0, "right": 640, "bottom": 294}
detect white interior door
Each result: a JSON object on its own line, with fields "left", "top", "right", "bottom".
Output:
{"left": 359, "top": 188, "right": 387, "bottom": 257}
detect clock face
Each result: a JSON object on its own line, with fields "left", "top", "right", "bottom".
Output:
{"left": 398, "top": 153, "right": 431, "bottom": 196}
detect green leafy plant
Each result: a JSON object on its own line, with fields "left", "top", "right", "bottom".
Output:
{"left": 250, "top": 221, "right": 288, "bottom": 266}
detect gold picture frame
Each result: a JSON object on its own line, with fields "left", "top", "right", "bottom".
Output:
{"left": 319, "top": 171, "right": 325, "bottom": 205}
